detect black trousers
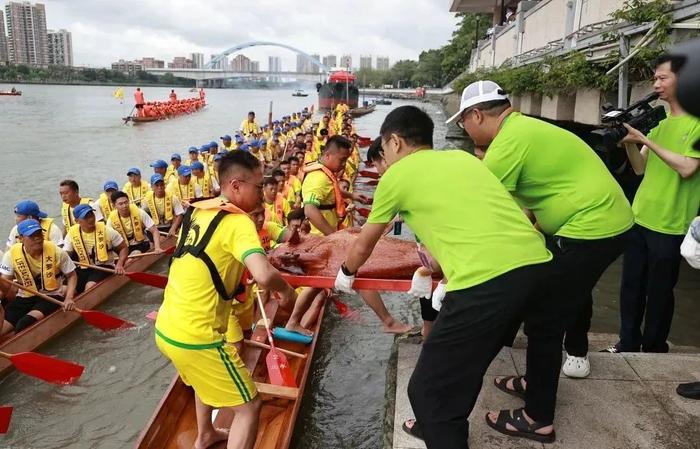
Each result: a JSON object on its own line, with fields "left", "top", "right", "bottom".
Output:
{"left": 546, "top": 232, "right": 629, "bottom": 357}
{"left": 619, "top": 224, "right": 685, "bottom": 352}
{"left": 407, "top": 262, "right": 561, "bottom": 449}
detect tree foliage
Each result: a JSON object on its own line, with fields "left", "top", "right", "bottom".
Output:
{"left": 0, "top": 64, "right": 194, "bottom": 86}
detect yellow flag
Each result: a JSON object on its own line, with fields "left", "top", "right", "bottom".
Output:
{"left": 112, "top": 87, "right": 124, "bottom": 100}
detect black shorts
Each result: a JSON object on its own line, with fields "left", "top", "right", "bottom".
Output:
{"left": 76, "top": 267, "right": 112, "bottom": 293}
{"left": 128, "top": 240, "right": 151, "bottom": 254}
{"left": 4, "top": 295, "right": 63, "bottom": 326}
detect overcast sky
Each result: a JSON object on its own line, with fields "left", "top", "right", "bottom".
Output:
{"left": 40, "top": 0, "right": 460, "bottom": 70}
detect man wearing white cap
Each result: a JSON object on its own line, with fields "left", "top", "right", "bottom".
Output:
{"left": 448, "top": 81, "right": 634, "bottom": 382}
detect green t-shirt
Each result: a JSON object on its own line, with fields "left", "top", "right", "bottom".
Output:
{"left": 367, "top": 150, "right": 552, "bottom": 292}
{"left": 633, "top": 114, "right": 700, "bottom": 235}
{"left": 483, "top": 112, "right": 633, "bottom": 239}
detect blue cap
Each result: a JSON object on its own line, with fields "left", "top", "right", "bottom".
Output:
{"left": 260, "top": 138, "right": 267, "bottom": 144}
{"left": 170, "top": 153, "right": 181, "bottom": 161}
{"left": 188, "top": 146, "right": 198, "bottom": 153}
{"left": 240, "top": 144, "right": 250, "bottom": 152}
{"left": 220, "top": 134, "right": 232, "bottom": 141}
{"left": 249, "top": 140, "right": 259, "bottom": 147}
{"left": 73, "top": 204, "right": 95, "bottom": 220}
{"left": 150, "top": 159, "right": 168, "bottom": 169}
{"left": 177, "top": 166, "right": 192, "bottom": 177}
{"left": 191, "top": 161, "right": 205, "bottom": 171}
{"left": 199, "top": 146, "right": 209, "bottom": 153}
{"left": 17, "top": 218, "right": 43, "bottom": 236}
{"left": 127, "top": 167, "right": 141, "bottom": 176}
{"left": 150, "top": 173, "right": 164, "bottom": 185}
{"left": 209, "top": 141, "right": 218, "bottom": 148}
{"left": 214, "top": 153, "right": 223, "bottom": 161}
{"left": 103, "top": 180, "right": 119, "bottom": 191}
{"left": 274, "top": 130, "right": 281, "bottom": 135}
{"left": 14, "top": 200, "right": 47, "bottom": 219}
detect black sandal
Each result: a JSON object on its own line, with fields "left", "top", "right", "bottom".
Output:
{"left": 401, "top": 418, "right": 424, "bottom": 440}
{"left": 493, "top": 375, "right": 526, "bottom": 400}
{"left": 485, "top": 408, "right": 555, "bottom": 444}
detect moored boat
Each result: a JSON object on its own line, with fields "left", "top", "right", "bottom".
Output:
{"left": 0, "top": 90, "right": 21, "bottom": 96}
{"left": 316, "top": 69, "right": 359, "bottom": 111}
{"left": 349, "top": 104, "right": 376, "bottom": 117}
{"left": 134, "top": 295, "right": 326, "bottom": 449}
{"left": 292, "top": 89, "right": 309, "bottom": 97}
{"left": 0, "top": 236, "right": 176, "bottom": 378}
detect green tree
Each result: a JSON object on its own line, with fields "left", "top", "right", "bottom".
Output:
{"left": 390, "top": 60, "right": 418, "bottom": 88}
{"left": 441, "top": 13, "right": 491, "bottom": 83}
{"left": 412, "top": 49, "right": 444, "bottom": 87}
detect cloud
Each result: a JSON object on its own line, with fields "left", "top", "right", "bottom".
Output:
{"left": 42, "top": 0, "right": 459, "bottom": 69}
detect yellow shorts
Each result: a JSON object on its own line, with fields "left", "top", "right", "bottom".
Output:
{"left": 155, "top": 331, "right": 257, "bottom": 408}
{"left": 226, "top": 287, "right": 255, "bottom": 343}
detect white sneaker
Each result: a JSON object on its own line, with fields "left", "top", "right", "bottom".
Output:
{"left": 562, "top": 354, "right": 590, "bottom": 378}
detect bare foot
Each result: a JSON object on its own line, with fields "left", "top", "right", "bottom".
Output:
{"left": 285, "top": 321, "right": 314, "bottom": 337}
{"left": 383, "top": 319, "right": 414, "bottom": 335}
{"left": 194, "top": 428, "right": 229, "bottom": 449}
{"left": 485, "top": 410, "right": 553, "bottom": 435}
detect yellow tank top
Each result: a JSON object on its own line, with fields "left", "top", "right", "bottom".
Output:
{"left": 67, "top": 222, "right": 110, "bottom": 264}
{"left": 145, "top": 191, "right": 174, "bottom": 225}
{"left": 61, "top": 198, "right": 92, "bottom": 229}
{"left": 109, "top": 205, "right": 145, "bottom": 242}
{"left": 10, "top": 241, "right": 60, "bottom": 291}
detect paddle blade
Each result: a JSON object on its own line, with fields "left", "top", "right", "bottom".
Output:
{"left": 127, "top": 271, "right": 168, "bottom": 289}
{"left": 80, "top": 309, "right": 135, "bottom": 331}
{"left": 145, "top": 310, "right": 158, "bottom": 321}
{"left": 10, "top": 352, "right": 84, "bottom": 385}
{"left": 164, "top": 246, "right": 175, "bottom": 255}
{"left": 356, "top": 208, "right": 371, "bottom": 218}
{"left": 0, "top": 406, "right": 12, "bottom": 434}
{"left": 266, "top": 350, "right": 296, "bottom": 387}
{"left": 359, "top": 170, "right": 379, "bottom": 179}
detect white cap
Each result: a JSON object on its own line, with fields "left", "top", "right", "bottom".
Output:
{"left": 446, "top": 80, "right": 509, "bottom": 124}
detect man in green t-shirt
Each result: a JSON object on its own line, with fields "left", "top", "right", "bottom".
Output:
{"left": 337, "top": 106, "right": 562, "bottom": 446}
{"left": 605, "top": 55, "right": 700, "bottom": 353}
{"left": 451, "top": 80, "right": 634, "bottom": 381}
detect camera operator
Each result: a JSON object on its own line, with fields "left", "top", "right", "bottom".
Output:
{"left": 605, "top": 54, "right": 700, "bottom": 354}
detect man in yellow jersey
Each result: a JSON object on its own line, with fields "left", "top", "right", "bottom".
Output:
{"left": 141, "top": 174, "right": 185, "bottom": 237}
{"left": 59, "top": 179, "right": 102, "bottom": 233}
{"left": 262, "top": 176, "right": 289, "bottom": 226}
{"left": 191, "top": 161, "right": 220, "bottom": 199}
{"left": 107, "top": 191, "right": 163, "bottom": 255}
{"left": 452, "top": 81, "right": 633, "bottom": 380}
{"left": 240, "top": 111, "right": 260, "bottom": 137}
{"left": 167, "top": 165, "right": 203, "bottom": 207}
{"left": 63, "top": 204, "right": 128, "bottom": 293}
{"left": 123, "top": 167, "right": 150, "bottom": 204}
{"left": 97, "top": 181, "right": 119, "bottom": 219}
{"left": 165, "top": 153, "right": 182, "bottom": 184}
{"left": 0, "top": 219, "right": 78, "bottom": 335}
{"left": 6, "top": 200, "right": 63, "bottom": 250}
{"left": 338, "top": 106, "right": 559, "bottom": 447}
{"left": 155, "top": 150, "right": 298, "bottom": 449}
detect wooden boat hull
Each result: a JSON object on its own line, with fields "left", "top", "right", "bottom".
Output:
{"left": 0, "top": 236, "right": 176, "bottom": 378}
{"left": 134, "top": 295, "right": 326, "bottom": 449}
{"left": 349, "top": 105, "right": 376, "bottom": 117}
{"left": 0, "top": 92, "right": 21, "bottom": 96}
{"left": 125, "top": 103, "right": 206, "bottom": 124}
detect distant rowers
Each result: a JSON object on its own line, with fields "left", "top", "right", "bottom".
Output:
{"left": 166, "top": 165, "right": 202, "bottom": 206}
{"left": 0, "top": 219, "right": 77, "bottom": 336}
{"left": 220, "top": 134, "right": 236, "bottom": 152}
{"left": 165, "top": 153, "right": 182, "bottom": 184}
{"left": 142, "top": 174, "right": 184, "bottom": 237}
{"left": 6, "top": 200, "right": 63, "bottom": 249}
{"left": 97, "top": 181, "right": 119, "bottom": 219}
{"left": 107, "top": 191, "right": 163, "bottom": 255}
{"left": 63, "top": 204, "right": 128, "bottom": 293}
{"left": 59, "top": 179, "right": 102, "bottom": 233}
{"left": 134, "top": 88, "right": 145, "bottom": 117}
{"left": 169, "top": 89, "right": 177, "bottom": 102}
{"left": 191, "top": 161, "right": 220, "bottom": 199}
{"left": 123, "top": 167, "right": 150, "bottom": 204}
{"left": 240, "top": 110, "right": 260, "bottom": 137}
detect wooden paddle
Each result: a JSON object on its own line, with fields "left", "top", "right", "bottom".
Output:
{"left": 244, "top": 339, "right": 306, "bottom": 359}
{"left": 0, "top": 406, "right": 11, "bottom": 434}
{"left": 75, "top": 263, "right": 168, "bottom": 289}
{"left": 256, "top": 290, "right": 296, "bottom": 387}
{"left": 127, "top": 246, "right": 175, "bottom": 259}
{"left": 359, "top": 170, "right": 379, "bottom": 179}
{"left": 6, "top": 280, "right": 134, "bottom": 331}
{"left": 0, "top": 350, "right": 84, "bottom": 385}
{"left": 123, "top": 105, "right": 135, "bottom": 124}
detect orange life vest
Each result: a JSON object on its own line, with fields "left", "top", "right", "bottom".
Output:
{"left": 305, "top": 162, "right": 346, "bottom": 219}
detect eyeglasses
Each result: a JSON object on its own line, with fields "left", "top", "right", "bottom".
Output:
{"left": 456, "top": 108, "right": 474, "bottom": 130}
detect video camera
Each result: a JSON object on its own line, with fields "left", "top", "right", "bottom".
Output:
{"left": 589, "top": 92, "right": 667, "bottom": 151}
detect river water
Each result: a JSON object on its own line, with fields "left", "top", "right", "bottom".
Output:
{"left": 0, "top": 85, "right": 697, "bottom": 449}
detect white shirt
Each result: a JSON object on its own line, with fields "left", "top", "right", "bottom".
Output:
{"left": 0, "top": 247, "right": 76, "bottom": 297}
{"left": 140, "top": 195, "right": 185, "bottom": 222}
{"left": 62, "top": 227, "right": 124, "bottom": 263}
{"left": 106, "top": 209, "right": 155, "bottom": 244}
{"left": 7, "top": 222, "right": 64, "bottom": 250}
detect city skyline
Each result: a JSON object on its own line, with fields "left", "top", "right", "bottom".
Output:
{"left": 5, "top": 0, "right": 457, "bottom": 68}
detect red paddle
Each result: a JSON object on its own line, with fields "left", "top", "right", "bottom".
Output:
{"left": 76, "top": 263, "right": 168, "bottom": 289}
{"left": 145, "top": 310, "right": 159, "bottom": 321}
{"left": 0, "top": 406, "right": 12, "bottom": 433}
{"left": 6, "top": 280, "right": 134, "bottom": 331}
{"left": 356, "top": 207, "right": 371, "bottom": 218}
{"left": 0, "top": 350, "right": 84, "bottom": 385}
{"left": 359, "top": 170, "right": 379, "bottom": 179}
{"left": 256, "top": 290, "right": 296, "bottom": 387}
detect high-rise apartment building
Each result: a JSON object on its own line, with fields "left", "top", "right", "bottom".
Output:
{"left": 190, "top": 52, "right": 204, "bottom": 68}
{"left": 340, "top": 54, "right": 352, "bottom": 69}
{"left": 139, "top": 57, "right": 164, "bottom": 69}
{"left": 47, "top": 29, "right": 72, "bottom": 66}
{"left": 111, "top": 59, "right": 143, "bottom": 76}
{"left": 376, "top": 56, "right": 390, "bottom": 71}
{"left": 5, "top": 1, "right": 49, "bottom": 66}
{"left": 168, "top": 56, "right": 193, "bottom": 69}
{"left": 360, "top": 55, "right": 372, "bottom": 70}
{"left": 322, "top": 54, "right": 337, "bottom": 68}
{"left": 269, "top": 56, "right": 281, "bottom": 72}
{"left": 0, "top": 10, "right": 8, "bottom": 64}
{"left": 231, "top": 54, "right": 251, "bottom": 72}
{"left": 251, "top": 60, "right": 260, "bottom": 72}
